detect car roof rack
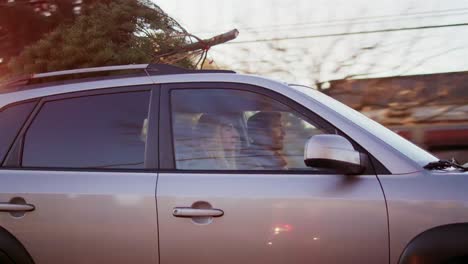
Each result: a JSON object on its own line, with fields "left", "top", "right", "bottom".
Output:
{"left": 0, "top": 64, "right": 236, "bottom": 92}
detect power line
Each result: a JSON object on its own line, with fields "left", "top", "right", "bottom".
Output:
{"left": 237, "top": 8, "right": 468, "bottom": 31}
{"left": 193, "top": 7, "right": 468, "bottom": 35}
{"left": 226, "top": 22, "right": 468, "bottom": 44}
{"left": 239, "top": 12, "right": 468, "bottom": 34}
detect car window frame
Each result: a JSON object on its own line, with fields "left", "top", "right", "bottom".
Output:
{"left": 0, "top": 99, "right": 38, "bottom": 166}
{"left": 160, "top": 82, "right": 387, "bottom": 175}
{"left": 2, "top": 85, "right": 159, "bottom": 172}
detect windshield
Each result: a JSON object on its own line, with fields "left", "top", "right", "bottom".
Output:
{"left": 290, "top": 85, "right": 438, "bottom": 166}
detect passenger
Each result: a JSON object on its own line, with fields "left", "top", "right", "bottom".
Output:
{"left": 240, "top": 111, "right": 287, "bottom": 170}
{"left": 189, "top": 113, "right": 240, "bottom": 170}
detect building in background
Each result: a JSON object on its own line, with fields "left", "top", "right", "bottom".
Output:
{"left": 326, "top": 71, "right": 468, "bottom": 164}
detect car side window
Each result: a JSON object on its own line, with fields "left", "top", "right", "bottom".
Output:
{"left": 171, "top": 89, "right": 328, "bottom": 171}
{"left": 22, "top": 91, "right": 150, "bottom": 169}
{"left": 0, "top": 101, "right": 36, "bottom": 164}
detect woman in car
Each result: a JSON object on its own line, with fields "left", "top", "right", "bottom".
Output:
{"left": 189, "top": 113, "right": 241, "bottom": 170}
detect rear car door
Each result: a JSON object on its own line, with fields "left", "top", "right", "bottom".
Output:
{"left": 0, "top": 85, "right": 160, "bottom": 263}
{"left": 156, "top": 82, "right": 389, "bottom": 264}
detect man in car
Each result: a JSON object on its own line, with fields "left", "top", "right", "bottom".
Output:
{"left": 239, "top": 111, "right": 287, "bottom": 170}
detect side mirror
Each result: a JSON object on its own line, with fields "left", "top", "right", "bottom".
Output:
{"left": 304, "top": 134, "right": 367, "bottom": 175}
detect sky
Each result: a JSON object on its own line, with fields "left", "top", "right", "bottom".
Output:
{"left": 155, "top": 0, "right": 468, "bottom": 86}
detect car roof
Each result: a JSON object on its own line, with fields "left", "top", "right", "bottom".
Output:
{"left": 0, "top": 67, "right": 293, "bottom": 110}
{"left": 0, "top": 64, "right": 236, "bottom": 95}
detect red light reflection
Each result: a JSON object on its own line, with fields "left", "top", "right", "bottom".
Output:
{"left": 273, "top": 224, "right": 293, "bottom": 234}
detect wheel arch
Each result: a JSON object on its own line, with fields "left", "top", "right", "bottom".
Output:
{"left": 0, "top": 226, "right": 34, "bottom": 264}
{"left": 398, "top": 223, "right": 468, "bottom": 264}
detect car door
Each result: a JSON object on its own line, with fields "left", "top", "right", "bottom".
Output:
{"left": 156, "top": 82, "right": 389, "bottom": 264}
{"left": 0, "top": 85, "right": 160, "bottom": 264}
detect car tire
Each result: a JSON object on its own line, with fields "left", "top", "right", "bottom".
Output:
{"left": 445, "top": 256, "right": 468, "bottom": 264}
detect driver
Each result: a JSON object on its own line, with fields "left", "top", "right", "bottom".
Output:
{"left": 239, "top": 111, "right": 287, "bottom": 170}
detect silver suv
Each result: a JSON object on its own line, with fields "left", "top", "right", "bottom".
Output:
{"left": 0, "top": 64, "right": 467, "bottom": 264}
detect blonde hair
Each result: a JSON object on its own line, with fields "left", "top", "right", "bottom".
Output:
{"left": 195, "top": 114, "right": 237, "bottom": 169}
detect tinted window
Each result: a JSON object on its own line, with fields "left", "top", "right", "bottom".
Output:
{"left": 0, "top": 102, "right": 36, "bottom": 164}
{"left": 171, "top": 89, "right": 328, "bottom": 171}
{"left": 23, "top": 91, "right": 150, "bottom": 169}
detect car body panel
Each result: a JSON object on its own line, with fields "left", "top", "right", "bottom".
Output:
{"left": 377, "top": 170, "right": 468, "bottom": 264}
{"left": 0, "top": 170, "right": 159, "bottom": 264}
{"left": 157, "top": 172, "right": 388, "bottom": 264}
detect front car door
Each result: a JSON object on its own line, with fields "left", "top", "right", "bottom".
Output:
{"left": 156, "top": 82, "right": 388, "bottom": 264}
{"left": 0, "top": 85, "right": 160, "bottom": 263}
